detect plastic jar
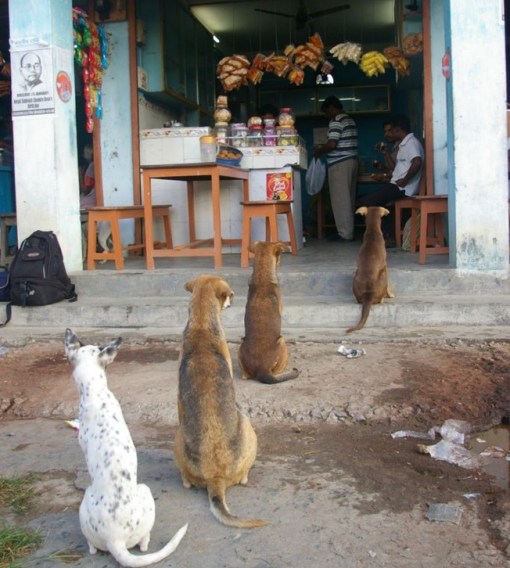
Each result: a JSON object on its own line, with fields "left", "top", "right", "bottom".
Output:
{"left": 278, "top": 107, "right": 295, "bottom": 127}
{"left": 247, "top": 125, "right": 263, "bottom": 147}
{"left": 230, "top": 123, "right": 248, "bottom": 147}
{"left": 247, "top": 115, "right": 263, "bottom": 128}
{"left": 277, "top": 126, "right": 297, "bottom": 146}
{"left": 215, "top": 125, "right": 228, "bottom": 144}
{"left": 214, "top": 106, "right": 232, "bottom": 124}
{"left": 263, "top": 126, "right": 277, "bottom": 147}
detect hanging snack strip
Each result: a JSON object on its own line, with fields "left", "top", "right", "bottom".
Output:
{"left": 73, "top": 7, "right": 109, "bottom": 133}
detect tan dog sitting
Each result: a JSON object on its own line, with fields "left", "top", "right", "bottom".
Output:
{"left": 174, "top": 275, "right": 269, "bottom": 529}
{"left": 238, "top": 241, "right": 300, "bottom": 384}
{"left": 347, "top": 207, "right": 395, "bottom": 333}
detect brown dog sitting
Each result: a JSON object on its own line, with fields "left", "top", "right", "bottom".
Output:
{"left": 174, "top": 274, "right": 269, "bottom": 529}
{"left": 347, "top": 207, "right": 395, "bottom": 333}
{"left": 238, "top": 241, "right": 300, "bottom": 384}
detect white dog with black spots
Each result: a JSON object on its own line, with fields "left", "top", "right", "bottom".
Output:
{"left": 64, "top": 329, "right": 187, "bottom": 567}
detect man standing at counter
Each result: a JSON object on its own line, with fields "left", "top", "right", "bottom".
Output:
{"left": 314, "top": 95, "right": 358, "bottom": 242}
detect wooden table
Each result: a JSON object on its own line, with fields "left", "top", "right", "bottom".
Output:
{"left": 141, "top": 163, "right": 249, "bottom": 269}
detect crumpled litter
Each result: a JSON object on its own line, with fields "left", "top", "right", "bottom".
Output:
{"left": 391, "top": 419, "right": 472, "bottom": 443}
{"left": 65, "top": 419, "right": 80, "bottom": 431}
{"left": 479, "top": 445, "right": 509, "bottom": 459}
{"left": 425, "top": 503, "right": 463, "bottom": 524}
{"left": 337, "top": 344, "right": 366, "bottom": 359}
{"left": 391, "top": 428, "right": 436, "bottom": 440}
{"left": 435, "top": 419, "right": 472, "bottom": 445}
{"left": 392, "top": 419, "right": 480, "bottom": 470}
{"left": 417, "top": 439, "right": 482, "bottom": 470}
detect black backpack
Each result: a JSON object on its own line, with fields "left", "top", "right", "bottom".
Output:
{"left": 9, "top": 230, "right": 78, "bottom": 307}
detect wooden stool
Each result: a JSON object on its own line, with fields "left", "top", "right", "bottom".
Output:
{"left": 87, "top": 205, "right": 173, "bottom": 270}
{"left": 409, "top": 195, "right": 448, "bottom": 264}
{"left": 0, "top": 212, "right": 17, "bottom": 266}
{"left": 394, "top": 174, "right": 427, "bottom": 248}
{"left": 240, "top": 200, "right": 298, "bottom": 268}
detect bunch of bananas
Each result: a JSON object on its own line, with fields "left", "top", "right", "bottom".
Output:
{"left": 359, "top": 51, "right": 389, "bottom": 77}
{"left": 329, "top": 42, "right": 363, "bottom": 65}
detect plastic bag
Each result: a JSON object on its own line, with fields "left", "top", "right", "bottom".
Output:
{"left": 305, "top": 157, "right": 326, "bottom": 196}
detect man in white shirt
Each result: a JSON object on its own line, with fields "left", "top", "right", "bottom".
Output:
{"left": 357, "top": 114, "right": 424, "bottom": 207}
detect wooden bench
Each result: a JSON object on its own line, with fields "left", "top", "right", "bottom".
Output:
{"left": 86, "top": 205, "right": 173, "bottom": 270}
{"left": 0, "top": 212, "right": 17, "bottom": 266}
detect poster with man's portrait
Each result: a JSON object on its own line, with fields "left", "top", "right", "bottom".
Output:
{"left": 11, "top": 46, "right": 54, "bottom": 116}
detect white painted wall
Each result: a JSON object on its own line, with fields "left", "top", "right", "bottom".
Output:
{"left": 446, "top": 0, "right": 509, "bottom": 272}
{"left": 9, "top": 0, "right": 82, "bottom": 270}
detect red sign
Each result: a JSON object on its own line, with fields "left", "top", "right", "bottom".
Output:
{"left": 266, "top": 173, "right": 293, "bottom": 201}
{"left": 441, "top": 50, "right": 451, "bottom": 80}
{"left": 56, "top": 70, "right": 72, "bottom": 102}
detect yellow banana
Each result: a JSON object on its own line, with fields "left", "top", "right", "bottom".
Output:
{"left": 359, "top": 51, "right": 388, "bottom": 77}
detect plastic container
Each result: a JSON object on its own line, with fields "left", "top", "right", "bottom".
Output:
{"left": 263, "top": 127, "right": 277, "bottom": 147}
{"left": 277, "top": 126, "right": 298, "bottom": 146}
{"left": 214, "top": 107, "right": 232, "bottom": 124}
{"left": 247, "top": 115, "right": 262, "bottom": 128}
{"left": 247, "top": 124, "right": 263, "bottom": 147}
{"left": 200, "top": 135, "right": 218, "bottom": 162}
{"left": 215, "top": 125, "right": 228, "bottom": 144}
{"left": 278, "top": 107, "right": 295, "bottom": 127}
{"left": 230, "top": 123, "right": 248, "bottom": 148}
{"left": 216, "top": 145, "right": 243, "bottom": 166}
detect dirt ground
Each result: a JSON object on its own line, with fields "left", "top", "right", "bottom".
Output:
{"left": 2, "top": 336, "right": 510, "bottom": 567}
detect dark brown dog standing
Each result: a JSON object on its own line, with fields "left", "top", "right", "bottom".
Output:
{"left": 347, "top": 206, "right": 394, "bottom": 333}
{"left": 174, "top": 274, "right": 269, "bottom": 529}
{"left": 238, "top": 241, "right": 300, "bottom": 384}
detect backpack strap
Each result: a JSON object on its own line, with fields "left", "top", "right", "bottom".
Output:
{"left": 0, "top": 302, "right": 11, "bottom": 327}
{"left": 19, "top": 280, "right": 28, "bottom": 307}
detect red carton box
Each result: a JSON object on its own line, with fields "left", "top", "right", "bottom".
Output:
{"left": 266, "top": 172, "right": 293, "bottom": 201}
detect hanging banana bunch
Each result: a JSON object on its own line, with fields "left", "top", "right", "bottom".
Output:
{"left": 329, "top": 42, "right": 363, "bottom": 65}
{"left": 359, "top": 50, "right": 389, "bottom": 77}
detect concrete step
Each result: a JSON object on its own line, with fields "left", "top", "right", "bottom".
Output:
{"left": 2, "top": 243, "right": 509, "bottom": 334}
{"left": 4, "top": 293, "right": 510, "bottom": 331}
{"left": 68, "top": 266, "right": 510, "bottom": 298}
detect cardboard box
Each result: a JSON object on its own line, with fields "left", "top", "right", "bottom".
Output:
{"left": 266, "top": 172, "right": 293, "bottom": 201}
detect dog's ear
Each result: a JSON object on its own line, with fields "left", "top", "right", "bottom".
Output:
{"left": 380, "top": 207, "right": 390, "bottom": 217}
{"left": 64, "top": 328, "right": 81, "bottom": 361}
{"left": 214, "top": 279, "right": 234, "bottom": 309}
{"left": 273, "top": 241, "right": 290, "bottom": 259}
{"left": 355, "top": 206, "right": 368, "bottom": 216}
{"left": 184, "top": 279, "right": 195, "bottom": 293}
{"left": 248, "top": 241, "right": 260, "bottom": 254}
{"left": 99, "top": 337, "right": 122, "bottom": 367}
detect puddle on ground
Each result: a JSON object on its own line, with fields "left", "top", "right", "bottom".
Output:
{"left": 468, "top": 424, "right": 510, "bottom": 489}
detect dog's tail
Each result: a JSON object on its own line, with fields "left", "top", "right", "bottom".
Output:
{"left": 346, "top": 298, "right": 373, "bottom": 333}
{"left": 256, "top": 367, "right": 300, "bottom": 384}
{"left": 208, "top": 480, "right": 269, "bottom": 529}
{"left": 108, "top": 523, "right": 188, "bottom": 567}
